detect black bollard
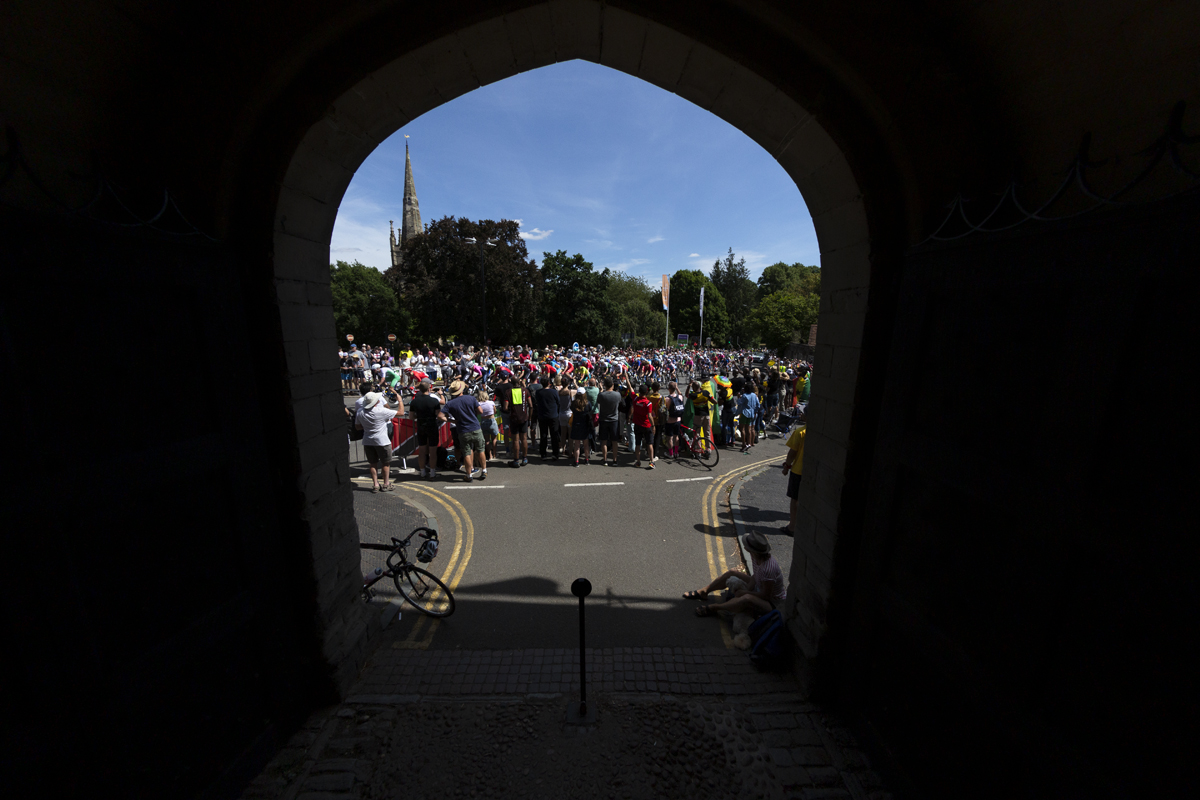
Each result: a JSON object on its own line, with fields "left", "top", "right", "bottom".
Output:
{"left": 566, "top": 578, "right": 597, "bottom": 725}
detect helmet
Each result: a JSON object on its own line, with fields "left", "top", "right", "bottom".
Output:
{"left": 416, "top": 538, "right": 439, "bottom": 563}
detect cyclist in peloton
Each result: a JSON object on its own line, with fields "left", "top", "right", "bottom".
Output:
{"left": 688, "top": 379, "right": 715, "bottom": 453}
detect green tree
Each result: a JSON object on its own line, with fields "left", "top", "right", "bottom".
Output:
{"left": 710, "top": 248, "right": 757, "bottom": 345}
{"left": 668, "top": 269, "right": 729, "bottom": 346}
{"left": 388, "top": 217, "right": 542, "bottom": 345}
{"left": 747, "top": 291, "right": 820, "bottom": 352}
{"left": 605, "top": 271, "right": 667, "bottom": 347}
{"left": 330, "top": 260, "right": 410, "bottom": 347}
{"left": 757, "top": 261, "right": 820, "bottom": 300}
{"left": 540, "top": 250, "right": 617, "bottom": 346}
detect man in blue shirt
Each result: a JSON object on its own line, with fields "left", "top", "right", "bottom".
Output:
{"left": 736, "top": 386, "right": 760, "bottom": 453}
{"left": 443, "top": 380, "right": 487, "bottom": 481}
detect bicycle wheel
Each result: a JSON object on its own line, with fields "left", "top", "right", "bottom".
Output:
{"left": 693, "top": 434, "right": 720, "bottom": 468}
{"left": 395, "top": 565, "right": 456, "bottom": 617}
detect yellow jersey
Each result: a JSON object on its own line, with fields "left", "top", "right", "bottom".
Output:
{"left": 785, "top": 426, "right": 806, "bottom": 475}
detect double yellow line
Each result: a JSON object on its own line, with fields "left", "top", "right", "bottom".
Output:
{"left": 388, "top": 483, "right": 475, "bottom": 650}
{"left": 698, "top": 455, "right": 779, "bottom": 648}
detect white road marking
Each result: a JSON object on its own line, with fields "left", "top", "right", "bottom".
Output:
{"left": 563, "top": 482, "right": 625, "bottom": 487}
{"left": 665, "top": 476, "right": 714, "bottom": 483}
{"left": 440, "top": 485, "right": 506, "bottom": 489}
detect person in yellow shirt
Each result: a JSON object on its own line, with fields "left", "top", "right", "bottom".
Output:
{"left": 780, "top": 425, "right": 806, "bottom": 537}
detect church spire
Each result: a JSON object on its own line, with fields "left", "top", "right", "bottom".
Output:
{"left": 400, "top": 140, "right": 422, "bottom": 244}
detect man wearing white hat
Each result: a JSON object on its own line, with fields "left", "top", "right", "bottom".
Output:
{"left": 355, "top": 390, "right": 403, "bottom": 493}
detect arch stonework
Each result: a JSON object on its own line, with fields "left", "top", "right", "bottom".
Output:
{"left": 272, "top": 2, "right": 875, "bottom": 684}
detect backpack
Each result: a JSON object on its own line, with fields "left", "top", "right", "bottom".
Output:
{"left": 348, "top": 407, "right": 364, "bottom": 441}
{"left": 669, "top": 393, "right": 686, "bottom": 416}
{"left": 747, "top": 609, "right": 788, "bottom": 671}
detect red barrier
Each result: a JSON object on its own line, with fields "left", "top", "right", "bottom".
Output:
{"left": 391, "top": 418, "right": 454, "bottom": 455}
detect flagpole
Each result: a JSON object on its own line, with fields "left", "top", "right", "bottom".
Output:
{"left": 662, "top": 274, "right": 670, "bottom": 349}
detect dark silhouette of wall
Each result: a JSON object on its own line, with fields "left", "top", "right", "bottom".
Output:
{"left": 838, "top": 195, "right": 1200, "bottom": 798}
{"left": 0, "top": 2, "right": 1195, "bottom": 797}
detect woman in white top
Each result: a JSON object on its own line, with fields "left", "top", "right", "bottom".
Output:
{"left": 683, "top": 531, "right": 786, "bottom": 618}
{"left": 476, "top": 389, "right": 499, "bottom": 462}
{"left": 557, "top": 376, "right": 574, "bottom": 450}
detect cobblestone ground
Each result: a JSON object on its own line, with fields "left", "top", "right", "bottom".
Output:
{"left": 355, "top": 648, "right": 798, "bottom": 697}
{"left": 243, "top": 694, "right": 890, "bottom": 800}
{"left": 242, "top": 648, "right": 892, "bottom": 800}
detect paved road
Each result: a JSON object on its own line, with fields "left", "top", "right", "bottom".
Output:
{"left": 346, "top": 412, "right": 792, "bottom": 652}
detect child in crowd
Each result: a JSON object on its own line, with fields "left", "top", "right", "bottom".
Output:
{"left": 631, "top": 384, "right": 657, "bottom": 469}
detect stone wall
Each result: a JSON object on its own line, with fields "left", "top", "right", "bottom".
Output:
{"left": 0, "top": 210, "right": 349, "bottom": 796}
{"left": 837, "top": 195, "right": 1200, "bottom": 798}
{"left": 782, "top": 343, "right": 816, "bottom": 361}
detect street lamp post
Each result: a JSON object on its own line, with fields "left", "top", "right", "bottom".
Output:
{"left": 465, "top": 236, "right": 498, "bottom": 347}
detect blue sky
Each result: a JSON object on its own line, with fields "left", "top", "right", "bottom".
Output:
{"left": 330, "top": 60, "right": 817, "bottom": 283}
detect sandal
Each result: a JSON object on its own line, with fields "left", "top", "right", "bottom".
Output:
{"left": 694, "top": 604, "right": 717, "bottom": 617}
{"left": 682, "top": 589, "right": 708, "bottom": 600}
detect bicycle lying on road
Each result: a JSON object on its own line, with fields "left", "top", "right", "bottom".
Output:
{"left": 361, "top": 527, "right": 456, "bottom": 617}
{"left": 678, "top": 423, "right": 720, "bottom": 468}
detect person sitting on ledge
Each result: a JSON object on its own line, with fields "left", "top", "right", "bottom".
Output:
{"left": 683, "top": 531, "right": 786, "bottom": 617}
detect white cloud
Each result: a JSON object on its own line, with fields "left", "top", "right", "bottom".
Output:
{"left": 647, "top": 235, "right": 665, "bottom": 244}
{"left": 602, "top": 257, "right": 652, "bottom": 272}
{"left": 688, "top": 253, "right": 700, "bottom": 258}
{"left": 329, "top": 192, "right": 392, "bottom": 270}
{"left": 520, "top": 228, "right": 554, "bottom": 241}
{"left": 734, "top": 249, "right": 771, "bottom": 271}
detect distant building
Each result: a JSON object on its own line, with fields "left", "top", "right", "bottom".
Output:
{"left": 388, "top": 142, "right": 423, "bottom": 268}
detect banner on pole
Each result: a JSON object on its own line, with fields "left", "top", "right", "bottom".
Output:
{"left": 699, "top": 287, "right": 705, "bottom": 317}
{"left": 661, "top": 275, "right": 670, "bottom": 310}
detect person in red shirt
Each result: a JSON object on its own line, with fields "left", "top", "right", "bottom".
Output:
{"left": 631, "top": 384, "right": 657, "bottom": 469}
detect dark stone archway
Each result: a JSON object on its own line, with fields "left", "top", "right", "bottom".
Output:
{"left": 270, "top": 4, "right": 881, "bottom": 699}
{"left": 2, "top": 2, "right": 1196, "bottom": 798}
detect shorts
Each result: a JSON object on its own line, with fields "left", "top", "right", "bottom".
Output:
{"left": 481, "top": 416, "right": 500, "bottom": 437}
{"left": 664, "top": 421, "right": 681, "bottom": 437}
{"left": 570, "top": 419, "right": 593, "bottom": 440}
{"left": 599, "top": 420, "right": 620, "bottom": 443}
{"left": 786, "top": 471, "right": 803, "bottom": 499}
{"left": 635, "top": 426, "right": 654, "bottom": 447}
{"left": 767, "top": 393, "right": 780, "bottom": 409}
{"left": 459, "top": 428, "right": 486, "bottom": 454}
{"left": 364, "top": 444, "right": 392, "bottom": 467}
{"left": 509, "top": 419, "right": 528, "bottom": 434}
{"left": 416, "top": 422, "right": 439, "bottom": 447}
